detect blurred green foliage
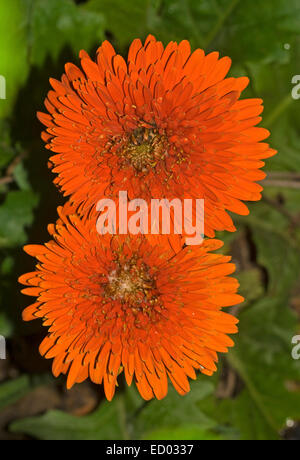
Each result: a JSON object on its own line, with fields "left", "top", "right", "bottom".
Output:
{"left": 0, "top": 0, "right": 300, "bottom": 440}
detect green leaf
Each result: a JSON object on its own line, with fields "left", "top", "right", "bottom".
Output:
{"left": 85, "top": 0, "right": 157, "bottom": 51}
{"left": 134, "top": 379, "right": 216, "bottom": 440}
{"left": 203, "top": 204, "right": 300, "bottom": 440}
{"left": 0, "top": 0, "right": 105, "bottom": 117}
{"left": 0, "top": 149, "right": 14, "bottom": 170}
{"left": 200, "top": 294, "right": 300, "bottom": 440}
{"left": 224, "top": 292, "right": 300, "bottom": 440}
{"left": 245, "top": 38, "right": 300, "bottom": 172}
{"left": 252, "top": 224, "right": 300, "bottom": 297}
{"left": 86, "top": 0, "right": 300, "bottom": 62}
{"left": 237, "top": 268, "right": 264, "bottom": 305}
{"left": 0, "top": 312, "right": 13, "bottom": 337}
{"left": 0, "top": 0, "right": 29, "bottom": 117}
{"left": 0, "top": 190, "right": 39, "bottom": 248}
{"left": 22, "top": 0, "right": 105, "bottom": 67}
{"left": 10, "top": 395, "right": 127, "bottom": 440}
{"left": 12, "top": 162, "right": 31, "bottom": 191}
{"left": 0, "top": 376, "right": 31, "bottom": 411}
{"left": 144, "top": 425, "right": 223, "bottom": 440}
{"left": 9, "top": 381, "right": 216, "bottom": 440}
{"left": 211, "top": 0, "right": 300, "bottom": 62}
{"left": 0, "top": 120, "right": 15, "bottom": 169}
{"left": 1, "top": 256, "right": 14, "bottom": 276}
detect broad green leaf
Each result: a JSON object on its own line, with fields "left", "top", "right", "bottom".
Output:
{"left": 134, "top": 380, "right": 216, "bottom": 439}
{"left": 10, "top": 395, "right": 127, "bottom": 440}
{"left": 234, "top": 205, "right": 300, "bottom": 437}
{"left": 202, "top": 295, "right": 300, "bottom": 440}
{"left": 210, "top": 0, "right": 300, "bottom": 62}
{"left": 10, "top": 381, "right": 216, "bottom": 440}
{"left": 236, "top": 204, "right": 300, "bottom": 363}
{"left": 13, "top": 162, "right": 31, "bottom": 191}
{"left": 0, "top": 0, "right": 29, "bottom": 117}
{"left": 21, "top": 0, "right": 105, "bottom": 67}
{"left": 85, "top": 0, "right": 157, "bottom": 51}
{"left": 0, "top": 0, "right": 105, "bottom": 117}
{"left": 0, "top": 376, "right": 31, "bottom": 411}
{"left": 0, "top": 312, "right": 13, "bottom": 337}
{"left": 0, "top": 120, "right": 15, "bottom": 169}
{"left": 144, "top": 425, "right": 223, "bottom": 440}
{"left": 251, "top": 223, "right": 300, "bottom": 297}
{"left": 0, "top": 190, "right": 39, "bottom": 247}
{"left": 227, "top": 311, "right": 300, "bottom": 440}
{"left": 237, "top": 268, "right": 264, "bottom": 305}
{"left": 204, "top": 205, "right": 300, "bottom": 440}
{"left": 86, "top": 0, "right": 300, "bottom": 61}
{"left": 245, "top": 39, "right": 300, "bottom": 172}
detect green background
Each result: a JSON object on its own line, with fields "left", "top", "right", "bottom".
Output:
{"left": 0, "top": 0, "right": 300, "bottom": 440}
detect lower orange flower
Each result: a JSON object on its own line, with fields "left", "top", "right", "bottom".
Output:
{"left": 19, "top": 204, "right": 243, "bottom": 400}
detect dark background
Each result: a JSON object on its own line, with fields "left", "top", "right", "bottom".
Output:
{"left": 0, "top": 0, "right": 299, "bottom": 440}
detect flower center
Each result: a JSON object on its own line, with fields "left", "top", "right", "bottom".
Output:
{"left": 103, "top": 256, "right": 160, "bottom": 314}
{"left": 120, "top": 128, "right": 168, "bottom": 172}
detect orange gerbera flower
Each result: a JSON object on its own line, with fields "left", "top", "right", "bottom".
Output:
{"left": 38, "top": 35, "right": 276, "bottom": 237}
{"left": 19, "top": 204, "right": 242, "bottom": 401}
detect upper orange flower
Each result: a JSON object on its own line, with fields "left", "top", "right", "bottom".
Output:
{"left": 19, "top": 204, "right": 242, "bottom": 401}
{"left": 38, "top": 35, "right": 276, "bottom": 237}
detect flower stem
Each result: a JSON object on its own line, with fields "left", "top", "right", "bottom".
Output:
{"left": 264, "top": 94, "right": 294, "bottom": 128}
{"left": 203, "top": 0, "right": 241, "bottom": 49}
